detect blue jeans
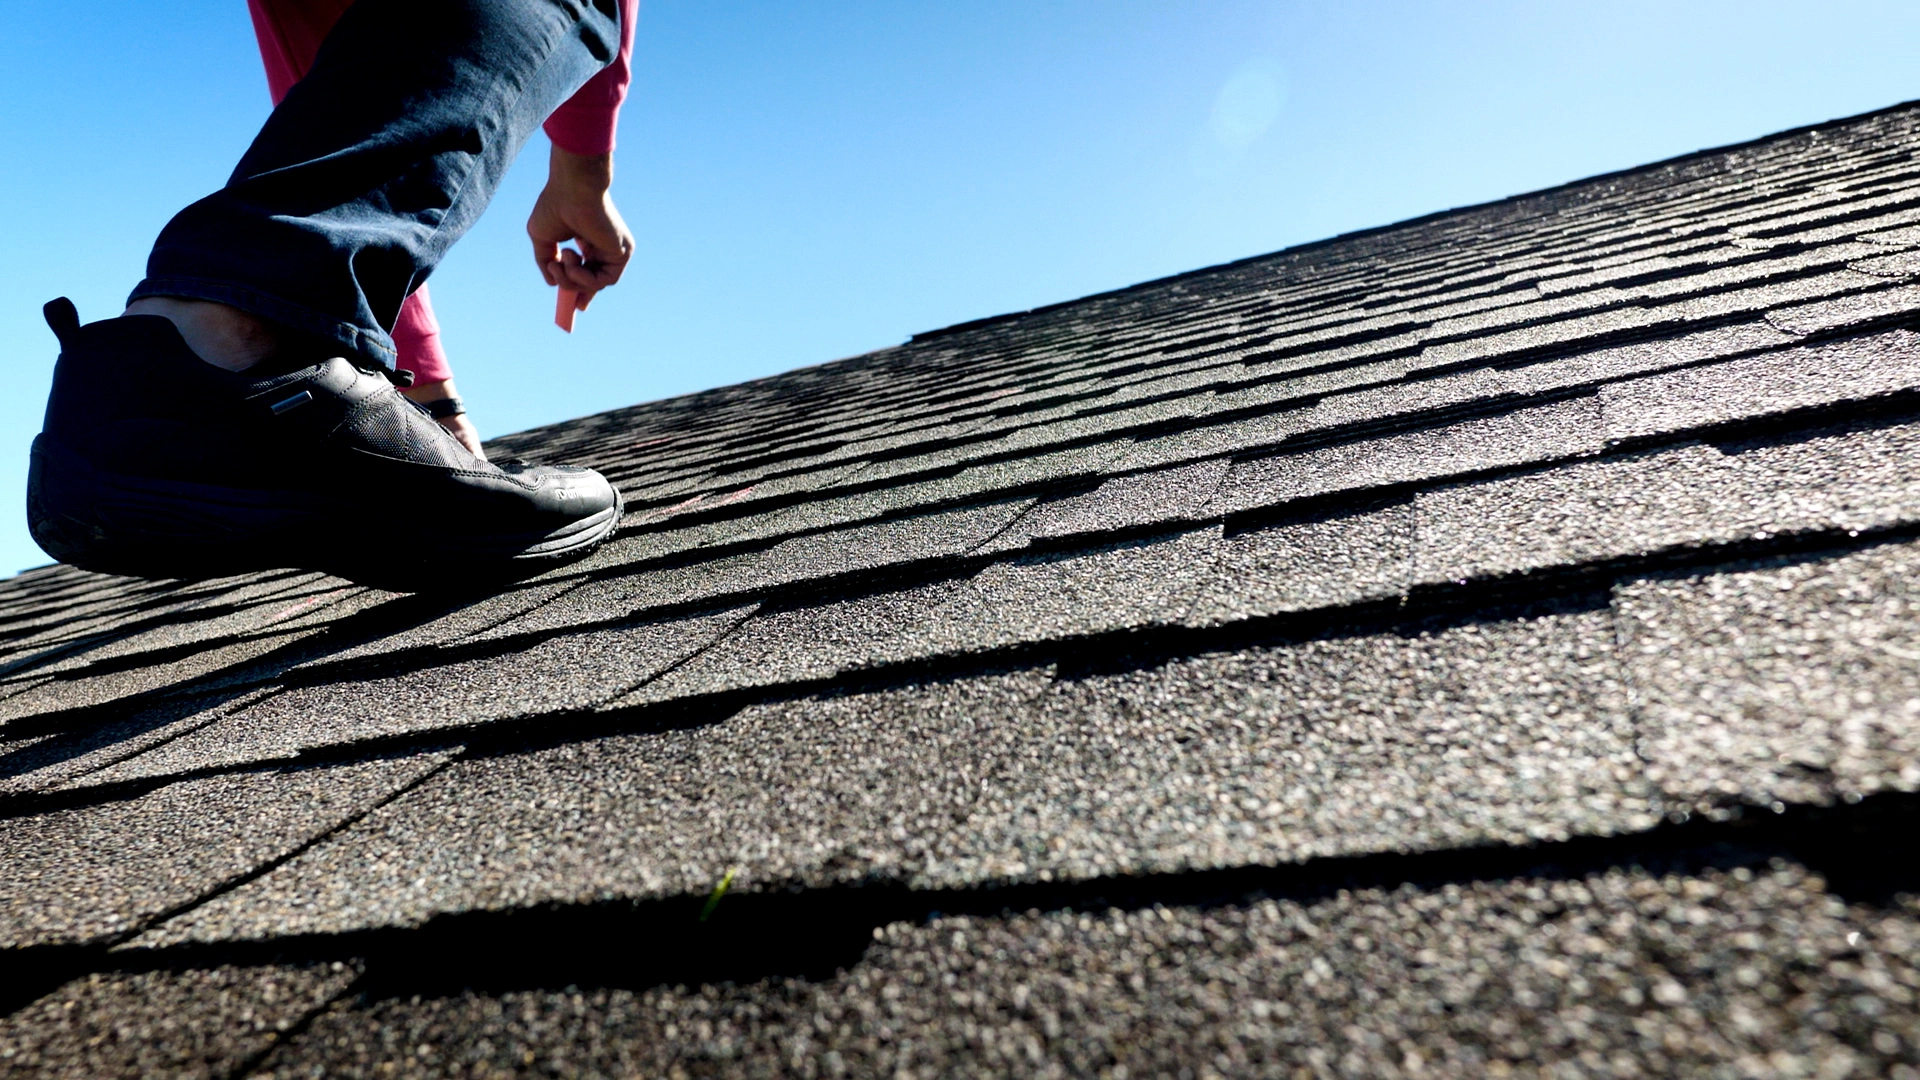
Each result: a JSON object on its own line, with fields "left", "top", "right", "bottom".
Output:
{"left": 130, "top": 0, "right": 621, "bottom": 368}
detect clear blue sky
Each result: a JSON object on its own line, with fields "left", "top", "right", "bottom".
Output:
{"left": 2, "top": 2, "right": 1918, "bottom": 577}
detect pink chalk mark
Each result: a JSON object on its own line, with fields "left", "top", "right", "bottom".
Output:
{"left": 263, "top": 588, "right": 348, "bottom": 624}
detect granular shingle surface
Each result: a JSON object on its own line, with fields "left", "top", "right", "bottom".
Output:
{"left": 7, "top": 102, "right": 1920, "bottom": 1076}
{"left": 238, "top": 863, "right": 1920, "bottom": 1080}
{"left": 0, "top": 752, "right": 450, "bottom": 948}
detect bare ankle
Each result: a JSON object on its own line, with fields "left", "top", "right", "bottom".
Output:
{"left": 125, "top": 297, "right": 282, "bottom": 373}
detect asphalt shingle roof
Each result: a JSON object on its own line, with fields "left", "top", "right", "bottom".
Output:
{"left": 7, "top": 102, "right": 1920, "bottom": 1077}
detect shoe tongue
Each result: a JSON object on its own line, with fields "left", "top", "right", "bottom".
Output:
{"left": 236, "top": 360, "right": 327, "bottom": 397}
{"left": 238, "top": 350, "right": 397, "bottom": 396}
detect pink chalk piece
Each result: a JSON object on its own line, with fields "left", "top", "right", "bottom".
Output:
{"left": 555, "top": 288, "right": 579, "bottom": 332}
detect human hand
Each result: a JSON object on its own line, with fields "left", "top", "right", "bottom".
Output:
{"left": 402, "top": 378, "right": 486, "bottom": 459}
{"left": 528, "top": 145, "right": 633, "bottom": 311}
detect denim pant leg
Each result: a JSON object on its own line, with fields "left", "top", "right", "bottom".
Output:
{"left": 131, "top": 0, "right": 621, "bottom": 368}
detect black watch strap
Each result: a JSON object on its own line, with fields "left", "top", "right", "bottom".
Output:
{"left": 423, "top": 395, "right": 466, "bottom": 420}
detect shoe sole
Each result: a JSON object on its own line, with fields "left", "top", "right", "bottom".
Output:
{"left": 28, "top": 435, "right": 622, "bottom": 591}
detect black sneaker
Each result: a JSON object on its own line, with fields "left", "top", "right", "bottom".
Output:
{"left": 27, "top": 299, "right": 622, "bottom": 591}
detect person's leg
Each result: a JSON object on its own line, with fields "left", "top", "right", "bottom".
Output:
{"left": 241, "top": 0, "right": 487, "bottom": 455}
{"left": 131, "top": 0, "right": 622, "bottom": 371}
{"left": 128, "top": 0, "right": 353, "bottom": 374}
{"left": 30, "top": 0, "right": 626, "bottom": 588}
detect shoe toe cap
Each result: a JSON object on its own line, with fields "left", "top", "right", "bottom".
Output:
{"left": 501, "top": 461, "right": 620, "bottom": 518}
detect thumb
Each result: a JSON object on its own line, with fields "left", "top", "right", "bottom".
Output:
{"left": 530, "top": 236, "right": 564, "bottom": 286}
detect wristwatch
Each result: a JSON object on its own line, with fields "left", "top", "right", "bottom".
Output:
{"left": 422, "top": 395, "right": 466, "bottom": 420}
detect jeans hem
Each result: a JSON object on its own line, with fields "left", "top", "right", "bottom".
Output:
{"left": 127, "top": 277, "right": 398, "bottom": 368}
